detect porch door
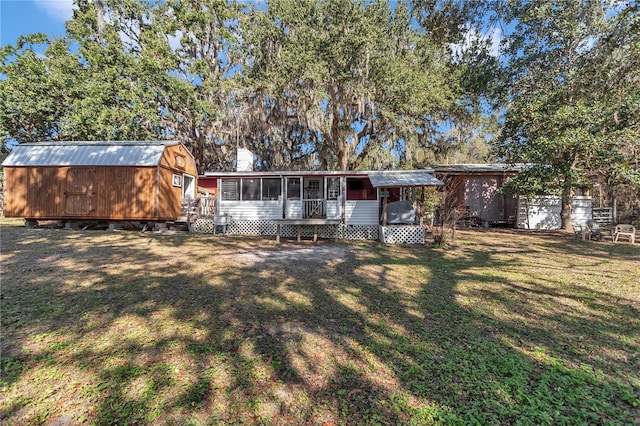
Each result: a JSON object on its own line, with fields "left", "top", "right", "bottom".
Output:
{"left": 303, "top": 177, "right": 325, "bottom": 218}
{"left": 304, "top": 178, "right": 322, "bottom": 199}
{"left": 325, "top": 176, "right": 342, "bottom": 219}
{"left": 285, "top": 177, "right": 302, "bottom": 218}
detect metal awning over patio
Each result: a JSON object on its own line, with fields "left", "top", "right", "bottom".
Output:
{"left": 367, "top": 171, "right": 444, "bottom": 188}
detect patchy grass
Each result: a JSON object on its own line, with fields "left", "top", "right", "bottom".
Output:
{"left": 1, "top": 217, "right": 639, "bottom": 425}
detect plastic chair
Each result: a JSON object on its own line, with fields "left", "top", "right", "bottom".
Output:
{"left": 586, "top": 220, "right": 602, "bottom": 241}
{"left": 614, "top": 224, "right": 636, "bottom": 243}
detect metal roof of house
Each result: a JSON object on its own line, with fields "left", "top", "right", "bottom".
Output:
{"left": 202, "top": 169, "right": 443, "bottom": 186}
{"left": 202, "top": 168, "right": 437, "bottom": 178}
{"left": 201, "top": 164, "right": 525, "bottom": 179}
{"left": 432, "top": 163, "right": 526, "bottom": 174}
{"left": 1, "top": 141, "right": 181, "bottom": 167}
{"left": 367, "top": 171, "right": 443, "bottom": 187}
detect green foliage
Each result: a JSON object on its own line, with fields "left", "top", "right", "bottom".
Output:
{"left": 13, "top": 0, "right": 639, "bottom": 182}
{"left": 245, "top": 0, "right": 453, "bottom": 170}
{"left": 1, "top": 0, "right": 245, "bottom": 172}
{"left": 241, "top": 0, "right": 498, "bottom": 170}
{"left": 0, "top": 0, "right": 500, "bottom": 171}
{"left": 0, "top": 35, "right": 79, "bottom": 142}
{"left": 493, "top": 1, "right": 640, "bottom": 228}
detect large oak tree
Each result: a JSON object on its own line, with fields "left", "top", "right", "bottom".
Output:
{"left": 493, "top": 0, "right": 639, "bottom": 229}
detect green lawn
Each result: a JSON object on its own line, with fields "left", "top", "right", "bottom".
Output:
{"left": 1, "top": 218, "right": 639, "bottom": 425}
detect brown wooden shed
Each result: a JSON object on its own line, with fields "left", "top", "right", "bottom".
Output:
{"left": 2, "top": 141, "right": 197, "bottom": 225}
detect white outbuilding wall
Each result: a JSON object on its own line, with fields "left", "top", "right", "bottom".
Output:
{"left": 517, "top": 196, "right": 592, "bottom": 230}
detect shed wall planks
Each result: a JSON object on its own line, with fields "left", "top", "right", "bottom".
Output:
{"left": 158, "top": 166, "right": 182, "bottom": 219}
{"left": 5, "top": 166, "right": 164, "bottom": 220}
{"left": 4, "top": 168, "right": 29, "bottom": 217}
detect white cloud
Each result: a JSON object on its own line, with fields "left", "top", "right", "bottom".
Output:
{"left": 34, "top": 0, "right": 76, "bottom": 22}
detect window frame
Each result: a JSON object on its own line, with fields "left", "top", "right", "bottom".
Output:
{"left": 221, "top": 177, "right": 285, "bottom": 201}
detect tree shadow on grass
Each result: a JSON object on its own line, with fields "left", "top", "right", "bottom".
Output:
{"left": 1, "top": 224, "right": 638, "bottom": 424}
{"left": 285, "top": 240, "right": 640, "bottom": 423}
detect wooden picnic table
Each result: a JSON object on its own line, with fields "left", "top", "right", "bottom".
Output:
{"left": 273, "top": 218, "right": 342, "bottom": 243}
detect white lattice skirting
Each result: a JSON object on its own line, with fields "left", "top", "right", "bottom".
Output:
{"left": 343, "top": 225, "right": 379, "bottom": 240}
{"left": 192, "top": 219, "right": 381, "bottom": 241}
{"left": 192, "top": 219, "right": 277, "bottom": 235}
{"left": 192, "top": 218, "right": 214, "bottom": 233}
{"left": 379, "top": 225, "right": 425, "bottom": 244}
{"left": 278, "top": 224, "right": 342, "bottom": 239}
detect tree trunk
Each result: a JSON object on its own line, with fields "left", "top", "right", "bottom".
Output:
{"left": 560, "top": 192, "right": 573, "bottom": 230}
{"left": 337, "top": 149, "right": 349, "bottom": 171}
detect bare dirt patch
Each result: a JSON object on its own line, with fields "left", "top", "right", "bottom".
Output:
{"left": 217, "top": 244, "right": 350, "bottom": 266}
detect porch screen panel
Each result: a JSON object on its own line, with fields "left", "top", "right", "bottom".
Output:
{"left": 242, "top": 178, "right": 260, "bottom": 201}
{"left": 346, "top": 178, "right": 376, "bottom": 200}
{"left": 221, "top": 178, "right": 240, "bottom": 200}
{"left": 262, "top": 178, "right": 281, "bottom": 200}
{"left": 327, "top": 177, "right": 340, "bottom": 200}
{"left": 287, "top": 178, "right": 301, "bottom": 200}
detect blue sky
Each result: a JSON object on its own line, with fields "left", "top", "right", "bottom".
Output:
{"left": 1, "top": 0, "right": 74, "bottom": 47}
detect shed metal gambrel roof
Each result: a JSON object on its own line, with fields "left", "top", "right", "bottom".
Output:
{"left": 1, "top": 141, "right": 183, "bottom": 167}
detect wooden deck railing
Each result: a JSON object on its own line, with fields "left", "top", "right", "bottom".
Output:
{"left": 303, "top": 199, "right": 326, "bottom": 218}
{"left": 199, "top": 195, "right": 216, "bottom": 218}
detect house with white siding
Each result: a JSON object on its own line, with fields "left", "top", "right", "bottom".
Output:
{"left": 196, "top": 169, "right": 444, "bottom": 243}
{"left": 194, "top": 165, "right": 598, "bottom": 241}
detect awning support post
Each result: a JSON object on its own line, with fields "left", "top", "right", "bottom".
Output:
{"left": 382, "top": 188, "right": 388, "bottom": 226}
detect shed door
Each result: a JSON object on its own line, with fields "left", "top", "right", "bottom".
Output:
{"left": 182, "top": 174, "right": 195, "bottom": 199}
{"left": 64, "top": 168, "right": 96, "bottom": 215}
